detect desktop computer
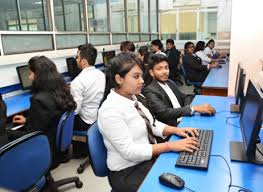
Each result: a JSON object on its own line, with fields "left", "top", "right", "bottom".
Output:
{"left": 66, "top": 57, "right": 81, "bottom": 80}
{"left": 16, "top": 65, "right": 33, "bottom": 90}
{"left": 230, "top": 63, "right": 246, "bottom": 113}
{"left": 230, "top": 79, "right": 263, "bottom": 164}
{"left": 102, "top": 50, "right": 116, "bottom": 67}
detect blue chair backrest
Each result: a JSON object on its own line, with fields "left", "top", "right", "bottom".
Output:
{"left": 181, "top": 64, "right": 202, "bottom": 86}
{"left": 56, "top": 110, "right": 75, "bottom": 152}
{"left": 0, "top": 131, "right": 51, "bottom": 191}
{"left": 87, "top": 122, "right": 108, "bottom": 177}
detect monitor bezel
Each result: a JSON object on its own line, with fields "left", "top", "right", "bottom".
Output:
{"left": 102, "top": 50, "right": 116, "bottom": 66}
{"left": 66, "top": 57, "right": 81, "bottom": 80}
{"left": 234, "top": 63, "right": 245, "bottom": 106}
{"left": 240, "top": 79, "right": 263, "bottom": 159}
{"left": 16, "top": 65, "right": 32, "bottom": 90}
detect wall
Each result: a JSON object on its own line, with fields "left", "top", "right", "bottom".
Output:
{"left": 229, "top": 0, "right": 263, "bottom": 96}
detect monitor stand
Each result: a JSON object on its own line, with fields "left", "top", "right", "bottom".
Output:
{"left": 230, "top": 141, "right": 263, "bottom": 164}
{"left": 230, "top": 104, "right": 240, "bottom": 113}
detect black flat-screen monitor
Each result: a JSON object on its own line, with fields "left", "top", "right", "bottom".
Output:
{"left": 230, "top": 64, "right": 246, "bottom": 113}
{"left": 102, "top": 50, "right": 116, "bottom": 66}
{"left": 66, "top": 57, "right": 81, "bottom": 80}
{"left": 16, "top": 65, "right": 32, "bottom": 90}
{"left": 230, "top": 79, "right": 263, "bottom": 164}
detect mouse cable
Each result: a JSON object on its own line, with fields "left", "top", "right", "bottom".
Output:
{"left": 217, "top": 110, "right": 231, "bottom": 113}
{"left": 210, "top": 155, "right": 252, "bottom": 192}
{"left": 184, "top": 186, "right": 196, "bottom": 192}
{"left": 225, "top": 115, "right": 240, "bottom": 128}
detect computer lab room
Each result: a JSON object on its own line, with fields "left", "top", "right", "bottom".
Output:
{"left": 0, "top": 0, "right": 263, "bottom": 191}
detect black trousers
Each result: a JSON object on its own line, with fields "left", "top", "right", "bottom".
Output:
{"left": 109, "top": 160, "right": 155, "bottom": 192}
{"left": 72, "top": 115, "right": 91, "bottom": 157}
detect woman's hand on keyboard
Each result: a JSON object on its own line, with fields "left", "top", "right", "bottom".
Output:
{"left": 175, "top": 127, "right": 199, "bottom": 138}
{"left": 168, "top": 138, "right": 199, "bottom": 153}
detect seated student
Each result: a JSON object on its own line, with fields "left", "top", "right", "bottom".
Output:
{"left": 204, "top": 39, "right": 220, "bottom": 58}
{"left": 120, "top": 41, "right": 135, "bottom": 52}
{"left": 150, "top": 39, "right": 166, "bottom": 56}
{"left": 138, "top": 46, "right": 152, "bottom": 86}
{"left": 143, "top": 54, "right": 216, "bottom": 126}
{"left": 164, "top": 39, "right": 181, "bottom": 83}
{"left": 12, "top": 56, "right": 76, "bottom": 158}
{"left": 195, "top": 41, "right": 219, "bottom": 66}
{"left": 70, "top": 43, "right": 105, "bottom": 157}
{"left": 0, "top": 94, "right": 8, "bottom": 145}
{"left": 98, "top": 52, "right": 199, "bottom": 192}
{"left": 182, "top": 42, "right": 217, "bottom": 83}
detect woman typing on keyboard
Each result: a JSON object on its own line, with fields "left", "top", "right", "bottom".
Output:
{"left": 98, "top": 52, "right": 200, "bottom": 192}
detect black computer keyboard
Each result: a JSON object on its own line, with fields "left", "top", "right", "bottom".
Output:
{"left": 175, "top": 129, "right": 213, "bottom": 169}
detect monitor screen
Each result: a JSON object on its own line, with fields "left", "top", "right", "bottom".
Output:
{"left": 234, "top": 64, "right": 245, "bottom": 106}
{"left": 240, "top": 80, "right": 263, "bottom": 158}
{"left": 16, "top": 65, "right": 32, "bottom": 90}
{"left": 102, "top": 50, "right": 116, "bottom": 66}
{"left": 66, "top": 57, "right": 81, "bottom": 80}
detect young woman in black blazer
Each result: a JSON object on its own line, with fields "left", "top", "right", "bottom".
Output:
{"left": 13, "top": 56, "right": 76, "bottom": 154}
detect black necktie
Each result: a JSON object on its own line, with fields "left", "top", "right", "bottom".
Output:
{"left": 134, "top": 102, "right": 156, "bottom": 144}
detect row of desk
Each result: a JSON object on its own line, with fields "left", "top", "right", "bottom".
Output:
{"left": 139, "top": 95, "right": 263, "bottom": 192}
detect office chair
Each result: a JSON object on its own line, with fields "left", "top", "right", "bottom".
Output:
{"left": 0, "top": 131, "right": 51, "bottom": 191}
{"left": 46, "top": 110, "right": 83, "bottom": 191}
{"left": 87, "top": 122, "right": 114, "bottom": 190}
{"left": 181, "top": 64, "right": 202, "bottom": 94}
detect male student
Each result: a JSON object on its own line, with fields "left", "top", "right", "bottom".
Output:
{"left": 143, "top": 54, "right": 216, "bottom": 126}
{"left": 151, "top": 39, "right": 166, "bottom": 56}
{"left": 0, "top": 94, "right": 8, "bottom": 145}
{"left": 70, "top": 43, "right": 105, "bottom": 156}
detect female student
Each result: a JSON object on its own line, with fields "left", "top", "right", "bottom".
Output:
{"left": 195, "top": 41, "right": 218, "bottom": 66}
{"left": 204, "top": 39, "right": 220, "bottom": 58}
{"left": 13, "top": 56, "right": 76, "bottom": 154}
{"left": 98, "top": 52, "right": 199, "bottom": 192}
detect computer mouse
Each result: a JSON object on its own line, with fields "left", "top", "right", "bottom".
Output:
{"left": 200, "top": 112, "right": 214, "bottom": 116}
{"left": 159, "top": 172, "right": 185, "bottom": 189}
{"left": 217, "top": 65, "right": 222, "bottom": 68}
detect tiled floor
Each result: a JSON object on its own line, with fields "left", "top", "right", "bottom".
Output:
{"left": 51, "top": 158, "right": 111, "bottom": 192}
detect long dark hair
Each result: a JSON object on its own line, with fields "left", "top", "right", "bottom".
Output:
{"left": 206, "top": 39, "right": 215, "bottom": 47}
{"left": 101, "top": 52, "right": 143, "bottom": 104}
{"left": 28, "top": 56, "right": 76, "bottom": 111}
{"left": 195, "top": 41, "right": 205, "bottom": 52}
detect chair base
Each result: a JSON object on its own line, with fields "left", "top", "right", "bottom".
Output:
{"left": 77, "top": 158, "right": 90, "bottom": 174}
{"left": 46, "top": 172, "right": 83, "bottom": 191}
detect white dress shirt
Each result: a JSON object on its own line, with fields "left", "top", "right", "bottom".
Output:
{"left": 196, "top": 50, "right": 211, "bottom": 65}
{"left": 98, "top": 89, "right": 166, "bottom": 171}
{"left": 70, "top": 66, "right": 105, "bottom": 124}
{"left": 157, "top": 82, "right": 183, "bottom": 122}
{"left": 155, "top": 50, "right": 166, "bottom": 56}
{"left": 204, "top": 47, "right": 217, "bottom": 57}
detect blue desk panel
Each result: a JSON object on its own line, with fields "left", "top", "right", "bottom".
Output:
{"left": 202, "top": 63, "right": 229, "bottom": 89}
{"left": 4, "top": 92, "right": 31, "bottom": 117}
{"left": 139, "top": 95, "right": 263, "bottom": 192}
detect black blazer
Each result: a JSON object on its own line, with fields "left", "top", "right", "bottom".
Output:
{"left": 26, "top": 92, "right": 64, "bottom": 152}
{"left": 0, "top": 96, "right": 8, "bottom": 145}
{"left": 143, "top": 80, "right": 193, "bottom": 126}
{"left": 182, "top": 53, "right": 209, "bottom": 82}
{"left": 165, "top": 47, "right": 181, "bottom": 81}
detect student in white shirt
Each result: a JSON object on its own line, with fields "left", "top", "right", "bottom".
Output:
{"left": 98, "top": 52, "right": 199, "bottom": 192}
{"left": 151, "top": 39, "right": 166, "bottom": 56}
{"left": 195, "top": 41, "right": 219, "bottom": 66}
{"left": 204, "top": 39, "right": 220, "bottom": 58}
{"left": 70, "top": 44, "right": 105, "bottom": 156}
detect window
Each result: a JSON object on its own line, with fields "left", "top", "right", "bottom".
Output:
{"left": 89, "top": 34, "right": 110, "bottom": 45}
{"left": 110, "top": 0, "right": 125, "bottom": 32}
{"left": 112, "top": 34, "right": 127, "bottom": 44}
{"left": 179, "top": 11, "right": 197, "bottom": 40}
{"left": 127, "top": 0, "right": 138, "bottom": 32}
{"left": 160, "top": 10, "right": 177, "bottom": 40}
{"left": 54, "top": 0, "right": 85, "bottom": 31}
{"left": 56, "top": 34, "right": 87, "bottom": 49}
{"left": 88, "top": 0, "right": 108, "bottom": 32}
{"left": 199, "top": 11, "right": 217, "bottom": 40}
{"left": 0, "top": 0, "right": 49, "bottom": 31}
{"left": 150, "top": 0, "right": 157, "bottom": 33}
{"left": 140, "top": 0, "right": 149, "bottom": 32}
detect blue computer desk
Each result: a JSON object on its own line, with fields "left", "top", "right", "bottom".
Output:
{"left": 4, "top": 92, "right": 31, "bottom": 117}
{"left": 139, "top": 95, "right": 263, "bottom": 192}
{"left": 201, "top": 63, "right": 229, "bottom": 96}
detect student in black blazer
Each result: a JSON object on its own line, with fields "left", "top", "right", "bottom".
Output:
{"left": 182, "top": 42, "right": 218, "bottom": 83}
{"left": 143, "top": 54, "right": 216, "bottom": 126}
{"left": 13, "top": 56, "right": 76, "bottom": 156}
